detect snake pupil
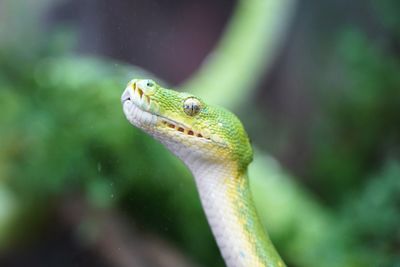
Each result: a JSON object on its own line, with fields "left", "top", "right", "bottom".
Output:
{"left": 183, "top": 97, "right": 201, "bottom": 116}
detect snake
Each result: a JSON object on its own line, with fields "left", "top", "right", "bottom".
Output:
{"left": 121, "top": 79, "right": 285, "bottom": 267}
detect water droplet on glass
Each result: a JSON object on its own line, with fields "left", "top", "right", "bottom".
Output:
{"left": 97, "top": 162, "right": 102, "bottom": 172}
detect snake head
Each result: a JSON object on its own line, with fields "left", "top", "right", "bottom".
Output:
{"left": 121, "top": 79, "right": 253, "bottom": 172}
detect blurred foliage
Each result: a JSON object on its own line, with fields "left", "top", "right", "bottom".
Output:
{"left": 342, "top": 162, "right": 400, "bottom": 266}
{"left": 310, "top": 29, "right": 400, "bottom": 202}
{"left": 371, "top": 0, "right": 400, "bottom": 39}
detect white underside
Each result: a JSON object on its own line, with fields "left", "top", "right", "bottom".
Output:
{"left": 186, "top": 159, "right": 260, "bottom": 267}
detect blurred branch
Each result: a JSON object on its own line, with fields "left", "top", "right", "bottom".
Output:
{"left": 249, "top": 151, "right": 354, "bottom": 267}
{"left": 181, "top": 0, "right": 296, "bottom": 108}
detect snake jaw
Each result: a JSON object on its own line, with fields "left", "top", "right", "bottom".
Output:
{"left": 158, "top": 117, "right": 213, "bottom": 141}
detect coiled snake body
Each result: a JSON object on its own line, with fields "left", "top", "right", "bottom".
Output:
{"left": 121, "top": 79, "right": 285, "bottom": 267}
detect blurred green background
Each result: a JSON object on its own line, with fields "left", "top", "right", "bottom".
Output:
{"left": 0, "top": 0, "right": 399, "bottom": 266}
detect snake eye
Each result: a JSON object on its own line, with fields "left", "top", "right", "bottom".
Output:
{"left": 183, "top": 97, "right": 201, "bottom": 116}
{"left": 146, "top": 80, "right": 154, "bottom": 87}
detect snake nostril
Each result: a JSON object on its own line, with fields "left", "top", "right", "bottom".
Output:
{"left": 121, "top": 89, "right": 132, "bottom": 103}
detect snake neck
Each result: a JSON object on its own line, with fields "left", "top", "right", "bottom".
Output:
{"left": 186, "top": 159, "right": 285, "bottom": 267}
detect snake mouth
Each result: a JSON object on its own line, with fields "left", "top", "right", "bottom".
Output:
{"left": 121, "top": 82, "right": 158, "bottom": 127}
{"left": 158, "top": 117, "right": 210, "bottom": 140}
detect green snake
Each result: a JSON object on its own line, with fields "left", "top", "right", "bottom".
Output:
{"left": 121, "top": 79, "right": 285, "bottom": 267}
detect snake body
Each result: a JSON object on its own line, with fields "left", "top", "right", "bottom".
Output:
{"left": 121, "top": 79, "right": 285, "bottom": 267}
